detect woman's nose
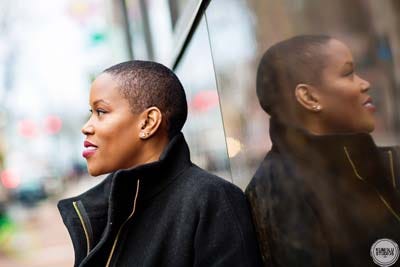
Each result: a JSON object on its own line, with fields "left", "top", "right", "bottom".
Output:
{"left": 81, "top": 120, "right": 94, "bottom": 135}
{"left": 359, "top": 76, "right": 371, "bottom": 92}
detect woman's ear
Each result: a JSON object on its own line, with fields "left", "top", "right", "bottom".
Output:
{"left": 138, "top": 107, "right": 163, "bottom": 139}
{"left": 295, "top": 84, "right": 322, "bottom": 112}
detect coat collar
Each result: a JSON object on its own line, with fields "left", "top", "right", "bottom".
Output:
{"left": 59, "top": 132, "right": 192, "bottom": 221}
{"left": 110, "top": 132, "right": 192, "bottom": 203}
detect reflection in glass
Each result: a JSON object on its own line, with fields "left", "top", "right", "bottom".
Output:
{"left": 245, "top": 34, "right": 400, "bottom": 266}
{"left": 206, "top": 0, "right": 400, "bottom": 189}
{"left": 205, "top": 1, "right": 400, "bottom": 265}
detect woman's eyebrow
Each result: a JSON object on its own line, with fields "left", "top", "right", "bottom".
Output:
{"left": 343, "top": 61, "right": 354, "bottom": 68}
{"left": 92, "top": 99, "right": 110, "bottom": 106}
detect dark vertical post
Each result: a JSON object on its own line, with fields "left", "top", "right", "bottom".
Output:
{"left": 120, "top": 0, "right": 134, "bottom": 59}
{"left": 139, "top": 0, "right": 155, "bottom": 60}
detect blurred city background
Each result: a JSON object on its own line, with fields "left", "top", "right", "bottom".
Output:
{"left": 0, "top": 0, "right": 399, "bottom": 266}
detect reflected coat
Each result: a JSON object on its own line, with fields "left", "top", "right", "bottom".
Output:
{"left": 246, "top": 119, "right": 400, "bottom": 266}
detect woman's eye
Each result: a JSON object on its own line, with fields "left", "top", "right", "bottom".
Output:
{"left": 89, "top": 109, "right": 106, "bottom": 116}
{"left": 96, "top": 109, "right": 106, "bottom": 116}
{"left": 344, "top": 69, "right": 354, "bottom": 77}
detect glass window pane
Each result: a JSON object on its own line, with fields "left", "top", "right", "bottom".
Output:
{"left": 206, "top": 0, "right": 400, "bottom": 264}
{"left": 175, "top": 15, "right": 232, "bottom": 182}
{"left": 206, "top": 0, "right": 400, "bottom": 188}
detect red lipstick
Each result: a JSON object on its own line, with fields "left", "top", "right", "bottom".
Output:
{"left": 82, "top": 140, "right": 98, "bottom": 158}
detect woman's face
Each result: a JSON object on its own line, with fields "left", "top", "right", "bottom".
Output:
{"left": 81, "top": 73, "right": 143, "bottom": 176}
{"left": 316, "top": 39, "right": 375, "bottom": 134}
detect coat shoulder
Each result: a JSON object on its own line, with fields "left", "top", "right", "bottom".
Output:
{"left": 181, "top": 164, "right": 245, "bottom": 199}
{"left": 246, "top": 150, "right": 284, "bottom": 194}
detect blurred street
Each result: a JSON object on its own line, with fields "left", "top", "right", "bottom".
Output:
{"left": 0, "top": 1, "right": 126, "bottom": 266}
{"left": 0, "top": 201, "right": 73, "bottom": 267}
{"left": 0, "top": 177, "right": 101, "bottom": 267}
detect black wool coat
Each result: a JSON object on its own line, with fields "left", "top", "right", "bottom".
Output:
{"left": 246, "top": 119, "right": 400, "bottom": 267}
{"left": 58, "top": 133, "right": 263, "bottom": 267}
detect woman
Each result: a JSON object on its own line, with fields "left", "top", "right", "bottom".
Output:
{"left": 246, "top": 35, "right": 400, "bottom": 266}
{"left": 58, "top": 60, "right": 262, "bottom": 267}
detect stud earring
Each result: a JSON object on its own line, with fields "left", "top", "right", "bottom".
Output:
{"left": 314, "top": 105, "right": 321, "bottom": 111}
{"left": 140, "top": 132, "right": 150, "bottom": 138}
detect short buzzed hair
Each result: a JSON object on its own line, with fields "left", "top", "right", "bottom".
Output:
{"left": 257, "top": 35, "right": 332, "bottom": 116}
{"left": 104, "top": 60, "right": 187, "bottom": 138}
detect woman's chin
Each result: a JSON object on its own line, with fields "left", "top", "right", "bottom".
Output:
{"left": 87, "top": 166, "right": 106, "bottom": 177}
{"left": 363, "top": 119, "right": 375, "bottom": 133}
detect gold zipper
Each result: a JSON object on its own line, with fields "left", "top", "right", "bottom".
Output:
{"left": 388, "top": 150, "right": 396, "bottom": 188}
{"left": 106, "top": 179, "right": 140, "bottom": 267}
{"left": 378, "top": 195, "right": 400, "bottom": 222}
{"left": 343, "top": 146, "right": 400, "bottom": 224}
{"left": 72, "top": 201, "right": 91, "bottom": 255}
{"left": 343, "top": 146, "right": 364, "bottom": 181}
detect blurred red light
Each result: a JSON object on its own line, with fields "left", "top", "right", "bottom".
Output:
{"left": 44, "top": 115, "right": 62, "bottom": 135}
{"left": 18, "top": 119, "right": 37, "bottom": 138}
{"left": 190, "top": 90, "right": 219, "bottom": 112}
{"left": 1, "top": 170, "right": 20, "bottom": 189}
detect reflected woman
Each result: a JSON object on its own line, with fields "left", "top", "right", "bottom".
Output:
{"left": 58, "top": 61, "right": 262, "bottom": 267}
{"left": 246, "top": 35, "right": 400, "bottom": 266}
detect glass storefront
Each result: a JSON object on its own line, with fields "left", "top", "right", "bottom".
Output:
{"left": 206, "top": 0, "right": 400, "bottom": 189}
{"left": 203, "top": 2, "right": 400, "bottom": 264}
{"left": 125, "top": 0, "right": 400, "bottom": 190}
{"left": 125, "top": 3, "right": 400, "bottom": 263}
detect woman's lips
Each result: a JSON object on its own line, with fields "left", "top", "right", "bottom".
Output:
{"left": 363, "top": 97, "right": 376, "bottom": 113}
{"left": 82, "top": 146, "right": 97, "bottom": 158}
{"left": 83, "top": 140, "right": 98, "bottom": 158}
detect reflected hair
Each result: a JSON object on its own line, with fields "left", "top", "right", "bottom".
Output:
{"left": 104, "top": 60, "right": 188, "bottom": 139}
{"left": 256, "top": 35, "right": 332, "bottom": 116}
